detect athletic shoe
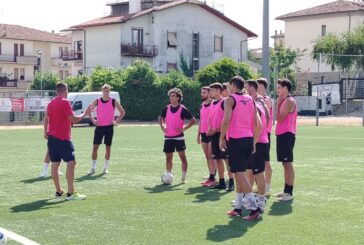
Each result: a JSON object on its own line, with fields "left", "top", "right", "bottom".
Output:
{"left": 65, "top": 192, "right": 86, "bottom": 201}
{"left": 202, "top": 179, "right": 215, "bottom": 187}
{"left": 243, "top": 208, "right": 261, "bottom": 221}
{"left": 54, "top": 191, "right": 66, "bottom": 199}
{"left": 40, "top": 172, "right": 48, "bottom": 178}
{"left": 102, "top": 168, "right": 109, "bottom": 174}
{"left": 226, "top": 182, "right": 235, "bottom": 192}
{"left": 278, "top": 193, "right": 294, "bottom": 202}
{"left": 87, "top": 168, "right": 96, "bottom": 175}
{"left": 226, "top": 209, "right": 242, "bottom": 217}
{"left": 275, "top": 191, "right": 285, "bottom": 197}
{"left": 212, "top": 182, "right": 226, "bottom": 190}
{"left": 181, "top": 178, "right": 186, "bottom": 184}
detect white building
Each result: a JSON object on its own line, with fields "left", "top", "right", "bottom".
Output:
{"left": 0, "top": 24, "right": 73, "bottom": 92}
{"left": 276, "top": 0, "right": 364, "bottom": 87}
{"left": 64, "top": 0, "right": 257, "bottom": 75}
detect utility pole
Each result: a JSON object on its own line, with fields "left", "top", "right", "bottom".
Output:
{"left": 262, "top": 0, "right": 270, "bottom": 93}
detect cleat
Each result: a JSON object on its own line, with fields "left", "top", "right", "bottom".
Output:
{"left": 226, "top": 209, "right": 242, "bottom": 217}
{"left": 275, "top": 191, "right": 285, "bottom": 198}
{"left": 243, "top": 208, "right": 261, "bottom": 221}
{"left": 102, "top": 168, "right": 109, "bottom": 174}
{"left": 202, "top": 179, "right": 215, "bottom": 187}
{"left": 54, "top": 191, "right": 66, "bottom": 199}
{"left": 212, "top": 183, "right": 226, "bottom": 190}
{"left": 65, "top": 192, "right": 86, "bottom": 201}
{"left": 278, "top": 193, "right": 294, "bottom": 202}
{"left": 226, "top": 182, "right": 235, "bottom": 192}
{"left": 87, "top": 168, "right": 96, "bottom": 175}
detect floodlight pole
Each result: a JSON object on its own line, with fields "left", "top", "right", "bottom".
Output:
{"left": 262, "top": 0, "right": 270, "bottom": 93}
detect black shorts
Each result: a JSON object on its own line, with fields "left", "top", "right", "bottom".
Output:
{"left": 227, "top": 137, "right": 253, "bottom": 173}
{"left": 247, "top": 143, "right": 269, "bottom": 175}
{"left": 200, "top": 133, "right": 212, "bottom": 144}
{"left": 163, "top": 139, "right": 186, "bottom": 153}
{"left": 211, "top": 132, "right": 228, "bottom": 160}
{"left": 48, "top": 135, "right": 75, "bottom": 163}
{"left": 266, "top": 133, "right": 271, "bottom": 162}
{"left": 93, "top": 125, "right": 114, "bottom": 146}
{"left": 276, "top": 132, "right": 296, "bottom": 163}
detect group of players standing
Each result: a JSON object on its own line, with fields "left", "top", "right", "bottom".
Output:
{"left": 158, "top": 76, "right": 297, "bottom": 221}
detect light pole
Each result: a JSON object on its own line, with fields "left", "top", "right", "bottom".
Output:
{"left": 37, "top": 50, "right": 42, "bottom": 97}
{"left": 262, "top": 0, "right": 270, "bottom": 93}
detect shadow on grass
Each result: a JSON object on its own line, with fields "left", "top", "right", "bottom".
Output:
{"left": 75, "top": 173, "right": 106, "bottom": 182}
{"left": 185, "top": 186, "right": 230, "bottom": 203}
{"left": 206, "top": 216, "right": 260, "bottom": 242}
{"left": 10, "top": 199, "right": 66, "bottom": 213}
{"left": 144, "top": 183, "right": 184, "bottom": 193}
{"left": 268, "top": 200, "right": 293, "bottom": 216}
{"left": 20, "top": 177, "right": 50, "bottom": 184}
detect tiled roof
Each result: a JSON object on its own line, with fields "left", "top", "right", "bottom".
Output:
{"left": 0, "top": 24, "right": 71, "bottom": 43}
{"left": 65, "top": 0, "right": 257, "bottom": 37}
{"left": 276, "top": 0, "right": 364, "bottom": 20}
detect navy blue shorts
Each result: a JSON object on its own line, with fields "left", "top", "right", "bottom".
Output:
{"left": 48, "top": 135, "right": 75, "bottom": 163}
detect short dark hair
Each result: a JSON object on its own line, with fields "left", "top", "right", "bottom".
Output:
{"left": 277, "top": 78, "right": 292, "bottom": 92}
{"left": 209, "top": 82, "right": 223, "bottom": 92}
{"left": 168, "top": 88, "right": 183, "bottom": 102}
{"left": 257, "top": 78, "right": 268, "bottom": 89}
{"left": 222, "top": 82, "right": 228, "bottom": 91}
{"left": 201, "top": 86, "right": 210, "bottom": 92}
{"left": 56, "top": 82, "right": 68, "bottom": 94}
{"left": 229, "top": 76, "right": 245, "bottom": 90}
{"left": 246, "top": 79, "right": 258, "bottom": 91}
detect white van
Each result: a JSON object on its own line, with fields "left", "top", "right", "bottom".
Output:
{"left": 67, "top": 92, "right": 121, "bottom": 125}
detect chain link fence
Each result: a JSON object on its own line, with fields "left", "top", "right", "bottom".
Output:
{"left": 0, "top": 90, "right": 55, "bottom": 125}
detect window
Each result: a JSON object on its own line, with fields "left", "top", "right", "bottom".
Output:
{"left": 64, "top": 47, "right": 69, "bottom": 55}
{"left": 65, "top": 70, "right": 70, "bottom": 78}
{"left": 59, "top": 70, "right": 64, "bottom": 80}
{"left": 14, "top": 44, "right": 18, "bottom": 57}
{"left": 214, "top": 35, "right": 223, "bottom": 52}
{"left": 167, "top": 32, "right": 177, "bottom": 48}
{"left": 192, "top": 33, "right": 199, "bottom": 71}
{"left": 14, "top": 68, "right": 19, "bottom": 80}
{"left": 72, "top": 101, "right": 82, "bottom": 111}
{"left": 0, "top": 68, "right": 2, "bottom": 77}
{"left": 59, "top": 47, "right": 63, "bottom": 58}
{"left": 167, "top": 63, "right": 177, "bottom": 72}
{"left": 20, "top": 68, "right": 25, "bottom": 80}
{"left": 321, "top": 25, "right": 326, "bottom": 36}
{"left": 20, "top": 44, "right": 24, "bottom": 56}
{"left": 0, "top": 42, "right": 2, "bottom": 55}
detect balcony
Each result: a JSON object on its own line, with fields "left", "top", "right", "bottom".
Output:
{"left": 61, "top": 50, "right": 83, "bottom": 61}
{"left": 0, "top": 54, "right": 38, "bottom": 65}
{"left": 121, "top": 44, "right": 158, "bottom": 57}
{"left": 0, "top": 78, "right": 17, "bottom": 87}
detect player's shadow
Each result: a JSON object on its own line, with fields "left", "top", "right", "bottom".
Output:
{"left": 185, "top": 186, "right": 230, "bottom": 203}
{"left": 206, "top": 217, "right": 260, "bottom": 242}
{"left": 144, "top": 183, "right": 184, "bottom": 193}
{"left": 75, "top": 173, "right": 106, "bottom": 182}
{"left": 10, "top": 199, "right": 65, "bottom": 213}
{"left": 20, "top": 177, "right": 50, "bottom": 184}
{"left": 268, "top": 201, "right": 293, "bottom": 216}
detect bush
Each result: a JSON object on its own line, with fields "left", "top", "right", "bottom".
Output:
{"left": 65, "top": 75, "right": 89, "bottom": 92}
{"left": 88, "top": 66, "right": 124, "bottom": 92}
{"left": 123, "top": 60, "right": 158, "bottom": 87}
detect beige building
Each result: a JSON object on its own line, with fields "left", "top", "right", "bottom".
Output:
{"left": 276, "top": 0, "right": 364, "bottom": 89}
{"left": 64, "top": 0, "right": 257, "bottom": 75}
{"left": 0, "top": 24, "right": 73, "bottom": 92}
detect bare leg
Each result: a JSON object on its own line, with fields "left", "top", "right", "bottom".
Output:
{"left": 255, "top": 172, "right": 266, "bottom": 196}
{"left": 283, "top": 162, "right": 295, "bottom": 186}
{"left": 265, "top": 161, "right": 272, "bottom": 186}
{"left": 51, "top": 162, "right": 62, "bottom": 193}
{"left": 165, "top": 153, "right": 173, "bottom": 172}
{"left": 105, "top": 145, "right": 111, "bottom": 161}
{"left": 92, "top": 144, "right": 100, "bottom": 161}
{"left": 246, "top": 170, "right": 254, "bottom": 186}
{"left": 216, "top": 159, "right": 225, "bottom": 179}
{"left": 178, "top": 151, "right": 188, "bottom": 173}
{"left": 201, "top": 142, "right": 214, "bottom": 175}
{"left": 44, "top": 151, "right": 50, "bottom": 163}
{"left": 66, "top": 161, "right": 76, "bottom": 194}
{"left": 224, "top": 159, "right": 233, "bottom": 179}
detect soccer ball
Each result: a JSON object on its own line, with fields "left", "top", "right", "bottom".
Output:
{"left": 0, "top": 231, "right": 7, "bottom": 245}
{"left": 161, "top": 172, "right": 173, "bottom": 185}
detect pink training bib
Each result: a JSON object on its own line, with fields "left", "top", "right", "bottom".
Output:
{"left": 264, "top": 95, "right": 273, "bottom": 133}
{"left": 209, "top": 99, "right": 224, "bottom": 130}
{"left": 165, "top": 104, "right": 184, "bottom": 137}
{"left": 199, "top": 102, "right": 211, "bottom": 133}
{"left": 228, "top": 93, "right": 255, "bottom": 139}
{"left": 275, "top": 96, "right": 298, "bottom": 136}
{"left": 256, "top": 102, "right": 269, "bottom": 144}
{"left": 96, "top": 98, "right": 115, "bottom": 126}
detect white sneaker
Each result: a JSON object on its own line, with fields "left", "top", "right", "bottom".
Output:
{"left": 87, "top": 168, "right": 96, "bottom": 175}
{"left": 278, "top": 193, "right": 294, "bottom": 201}
{"left": 65, "top": 192, "right": 86, "bottom": 201}
{"left": 102, "top": 168, "right": 109, "bottom": 174}
{"left": 231, "top": 199, "right": 237, "bottom": 207}
{"left": 275, "top": 191, "right": 285, "bottom": 198}
{"left": 39, "top": 171, "right": 48, "bottom": 178}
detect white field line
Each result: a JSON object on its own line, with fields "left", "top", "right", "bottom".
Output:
{"left": 0, "top": 227, "right": 40, "bottom": 245}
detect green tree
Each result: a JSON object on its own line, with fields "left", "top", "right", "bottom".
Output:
{"left": 312, "top": 24, "right": 364, "bottom": 72}
{"left": 31, "top": 71, "right": 60, "bottom": 90}
{"left": 179, "top": 53, "right": 194, "bottom": 77}
{"left": 88, "top": 66, "right": 124, "bottom": 92}
{"left": 122, "top": 60, "right": 158, "bottom": 87}
{"left": 64, "top": 75, "right": 89, "bottom": 92}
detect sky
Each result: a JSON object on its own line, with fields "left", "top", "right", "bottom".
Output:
{"left": 0, "top": 0, "right": 335, "bottom": 48}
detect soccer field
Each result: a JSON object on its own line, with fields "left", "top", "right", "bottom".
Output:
{"left": 0, "top": 125, "right": 363, "bottom": 245}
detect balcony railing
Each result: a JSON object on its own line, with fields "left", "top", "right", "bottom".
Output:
{"left": 0, "top": 54, "right": 38, "bottom": 65}
{"left": 0, "top": 78, "right": 17, "bottom": 87}
{"left": 121, "top": 44, "right": 158, "bottom": 57}
{"left": 61, "top": 50, "right": 83, "bottom": 61}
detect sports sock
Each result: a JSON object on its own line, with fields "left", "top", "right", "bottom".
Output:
{"left": 235, "top": 193, "right": 244, "bottom": 209}
{"left": 92, "top": 160, "right": 97, "bottom": 169}
{"left": 182, "top": 171, "right": 187, "bottom": 180}
{"left": 209, "top": 174, "right": 215, "bottom": 181}
{"left": 43, "top": 163, "right": 49, "bottom": 173}
{"left": 265, "top": 183, "right": 271, "bottom": 193}
{"left": 245, "top": 192, "right": 258, "bottom": 210}
{"left": 286, "top": 185, "right": 293, "bottom": 195}
{"left": 104, "top": 160, "right": 110, "bottom": 170}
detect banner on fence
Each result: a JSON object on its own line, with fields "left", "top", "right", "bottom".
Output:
{"left": 25, "top": 98, "right": 51, "bottom": 112}
{"left": 0, "top": 98, "right": 12, "bottom": 112}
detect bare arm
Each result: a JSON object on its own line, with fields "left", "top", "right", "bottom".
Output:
{"left": 184, "top": 117, "right": 196, "bottom": 132}
{"left": 114, "top": 101, "right": 126, "bottom": 124}
{"left": 253, "top": 110, "right": 262, "bottom": 145}
{"left": 43, "top": 111, "right": 48, "bottom": 140}
{"left": 88, "top": 100, "right": 98, "bottom": 125}
{"left": 276, "top": 99, "right": 294, "bottom": 123}
{"left": 219, "top": 97, "right": 233, "bottom": 151}
{"left": 257, "top": 98, "right": 270, "bottom": 126}
{"left": 158, "top": 116, "right": 166, "bottom": 133}
{"left": 68, "top": 105, "right": 92, "bottom": 124}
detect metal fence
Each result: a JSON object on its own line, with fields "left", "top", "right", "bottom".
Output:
{"left": 0, "top": 90, "right": 55, "bottom": 125}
